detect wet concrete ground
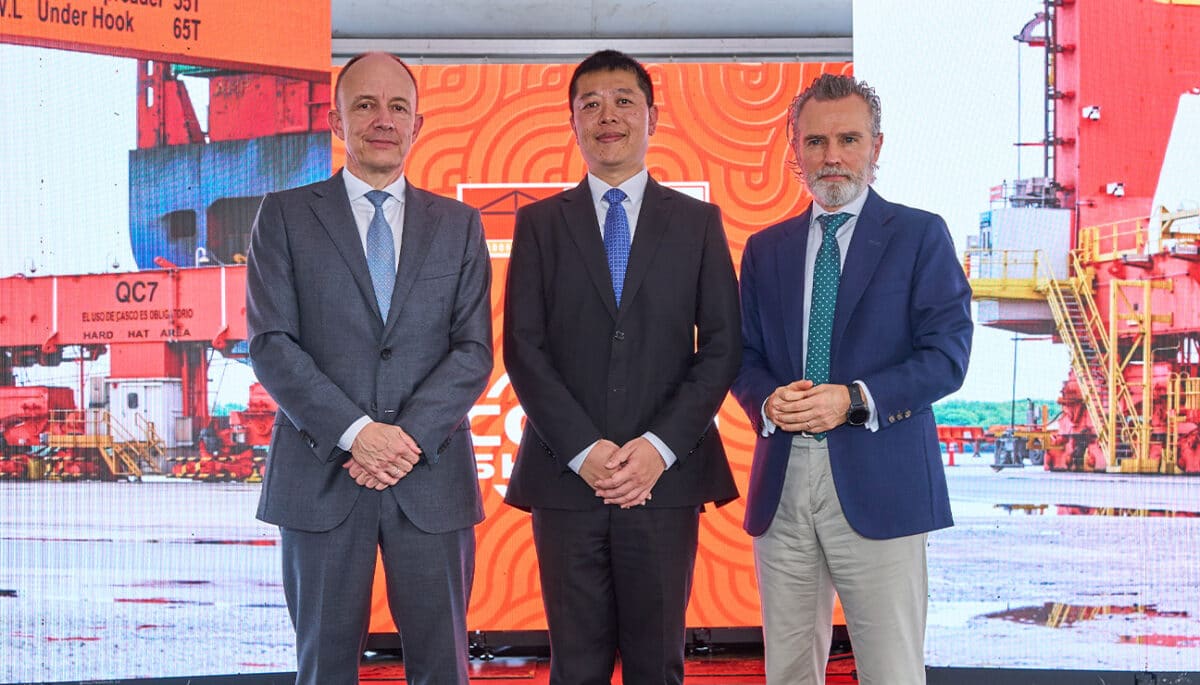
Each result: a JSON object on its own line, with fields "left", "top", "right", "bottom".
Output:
{"left": 0, "top": 480, "right": 290, "bottom": 683}
{"left": 929, "top": 458, "right": 1200, "bottom": 671}
{"left": 1, "top": 458, "right": 1198, "bottom": 682}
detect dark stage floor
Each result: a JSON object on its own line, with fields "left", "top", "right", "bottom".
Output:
{"left": 358, "top": 649, "right": 859, "bottom": 684}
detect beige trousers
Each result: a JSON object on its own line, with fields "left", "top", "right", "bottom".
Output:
{"left": 753, "top": 437, "right": 929, "bottom": 685}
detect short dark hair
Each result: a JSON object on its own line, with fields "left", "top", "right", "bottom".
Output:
{"left": 568, "top": 50, "right": 654, "bottom": 109}
{"left": 787, "top": 73, "right": 882, "bottom": 144}
{"left": 334, "top": 51, "right": 419, "bottom": 111}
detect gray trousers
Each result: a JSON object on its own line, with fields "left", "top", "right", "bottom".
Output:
{"left": 280, "top": 488, "right": 475, "bottom": 685}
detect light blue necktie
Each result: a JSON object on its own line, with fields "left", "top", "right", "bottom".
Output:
{"left": 364, "top": 190, "right": 396, "bottom": 320}
{"left": 603, "top": 188, "right": 631, "bottom": 306}
{"left": 806, "top": 211, "right": 852, "bottom": 440}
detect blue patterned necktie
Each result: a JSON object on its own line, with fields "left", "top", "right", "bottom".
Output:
{"left": 364, "top": 190, "right": 396, "bottom": 320}
{"left": 806, "top": 211, "right": 852, "bottom": 440}
{"left": 603, "top": 188, "right": 631, "bottom": 306}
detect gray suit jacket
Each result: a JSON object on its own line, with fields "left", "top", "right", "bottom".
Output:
{"left": 246, "top": 171, "right": 492, "bottom": 534}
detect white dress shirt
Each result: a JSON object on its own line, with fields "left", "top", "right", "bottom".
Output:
{"left": 337, "top": 170, "right": 408, "bottom": 451}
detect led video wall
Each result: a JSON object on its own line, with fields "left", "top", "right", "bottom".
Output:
{"left": 3, "top": 0, "right": 1200, "bottom": 682}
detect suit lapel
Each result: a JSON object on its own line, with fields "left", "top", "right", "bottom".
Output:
{"left": 832, "top": 188, "right": 894, "bottom": 352}
{"left": 384, "top": 185, "right": 439, "bottom": 334}
{"left": 309, "top": 172, "right": 381, "bottom": 322}
{"left": 779, "top": 211, "right": 811, "bottom": 380}
{"left": 560, "top": 179, "right": 619, "bottom": 320}
{"left": 618, "top": 177, "right": 670, "bottom": 318}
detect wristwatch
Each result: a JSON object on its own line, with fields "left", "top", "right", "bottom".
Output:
{"left": 846, "top": 383, "right": 869, "bottom": 426}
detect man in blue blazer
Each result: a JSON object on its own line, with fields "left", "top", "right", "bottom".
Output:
{"left": 246, "top": 52, "right": 492, "bottom": 685}
{"left": 731, "top": 74, "right": 972, "bottom": 684}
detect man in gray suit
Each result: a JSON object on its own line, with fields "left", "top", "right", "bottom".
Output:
{"left": 246, "top": 52, "right": 493, "bottom": 685}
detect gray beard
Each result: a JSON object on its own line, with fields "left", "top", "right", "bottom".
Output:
{"left": 809, "top": 176, "right": 865, "bottom": 209}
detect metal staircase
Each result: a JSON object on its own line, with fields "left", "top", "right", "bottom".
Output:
{"left": 47, "top": 410, "right": 165, "bottom": 480}
{"left": 1040, "top": 252, "right": 1142, "bottom": 470}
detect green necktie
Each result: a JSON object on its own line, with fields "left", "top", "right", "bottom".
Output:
{"left": 806, "top": 212, "right": 851, "bottom": 440}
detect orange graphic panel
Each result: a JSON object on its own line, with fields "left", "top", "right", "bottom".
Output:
{"left": 348, "top": 61, "right": 852, "bottom": 632}
{"left": 1, "top": 0, "right": 328, "bottom": 80}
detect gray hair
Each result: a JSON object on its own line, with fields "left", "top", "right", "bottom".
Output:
{"left": 787, "top": 73, "right": 882, "bottom": 144}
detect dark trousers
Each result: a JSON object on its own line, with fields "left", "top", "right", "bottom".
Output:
{"left": 280, "top": 489, "right": 475, "bottom": 685}
{"left": 532, "top": 505, "right": 700, "bottom": 685}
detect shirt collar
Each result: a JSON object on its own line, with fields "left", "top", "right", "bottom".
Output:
{"left": 342, "top": 168, "right": 407, "bottom": 204}
{"left": 811, "top": 186, "right": 869, "bottom": 226}
{"left": 587, "top": 169, "right": 649, "bottom": 207}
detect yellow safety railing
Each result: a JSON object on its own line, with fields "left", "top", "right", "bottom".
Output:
{"left": 1077, "top": 216, "right": 1149, "bottom": 263}
{"left": 1166, "top": 374, "right": 1200, "bottom": 475}
{"left": 966, "top": 244, "right": 1145, "bottom": 470}
{"left": 1041, "top": 256, "right": 1123, "bottom": 464}
{"left": 1106, "top": 279, "right": 1174, "bottom": 473}
{"left": 962, "top": 248, "right": 1044, "bottom": 300}
{"left": 45, "top": 409, "right": 162, "bottom": 479}
{"left": 1156, "top": 207, "right": 1200, "bottom": 244}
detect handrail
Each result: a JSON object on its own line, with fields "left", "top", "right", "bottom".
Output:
{"left": 1077, "top": 217, "right": 1149, "bottom": 262}
{"left": 962, "top": 248, "right": 1042, "bottom": 282}
{"left": 45, "top": 408, "right": 161, "bottom": 477}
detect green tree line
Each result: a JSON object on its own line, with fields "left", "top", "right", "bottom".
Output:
{"left": 933, "top": 399, "right": 1058, "bottom": 429}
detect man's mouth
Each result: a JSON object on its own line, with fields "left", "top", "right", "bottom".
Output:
{"left": 817, "top": 168, "right": 851, "bottom": 181}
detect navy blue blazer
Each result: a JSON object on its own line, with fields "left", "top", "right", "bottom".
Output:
{"left": 731, "top": 188, "right": 972, "bottom": 539}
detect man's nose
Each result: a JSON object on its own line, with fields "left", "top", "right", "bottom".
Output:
{"left": 373, "top": 111, "right": 397, "bottom": 129}
{"left": 823, "top": 145, "right": 844, "bottom": 166}
{"left": 598, "top": 101, "right": 618, "bottom": 122}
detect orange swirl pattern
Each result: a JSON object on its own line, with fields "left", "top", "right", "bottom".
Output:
{"left": 347, "top": 61, "right": 851, "bottom": 632}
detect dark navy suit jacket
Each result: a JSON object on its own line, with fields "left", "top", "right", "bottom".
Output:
{"left": 731, "top": 188, "right": 972, "bottom": 539}
{"left": 503, "top": 177, "right": 741, "bottom": 511}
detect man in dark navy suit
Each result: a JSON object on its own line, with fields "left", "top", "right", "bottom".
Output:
{"left": 503, "top": 50, "right": 741, "bottom": 685}
{"left": 731, "top": 74, "right": 972, "bottom": 685}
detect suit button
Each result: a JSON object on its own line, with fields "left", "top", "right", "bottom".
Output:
{"left": 888, "top": 414, "right": 896, "bottom": 424}
{"left": 370, "top": 402, "right": 378, "bottom": 412}
{"left": 611, "top": 386, "right": 625, "bottom": 393}
{"left": 380, "top": 348, "right": 392, "bottom": 360}
{"left": 905, "top": 410, "right": 912, "bottom": 418}
{"left": 613, "top": 330, "right": 625, "bottom": 341}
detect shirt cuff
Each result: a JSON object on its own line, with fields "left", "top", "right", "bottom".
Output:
{"left": 642, "top": 431, "right": 676, "bottom": 468}
{"left": 337, "top": 415, "right": 373, "bottom": 451}
{"left": 759, "top": 398, "right": 779, "bottom": 438}
{"left": 854, "top": 380, "right": 881, "bottom": 432}
{"left": 567, "top": 441, "right": 597, "bottom": 474}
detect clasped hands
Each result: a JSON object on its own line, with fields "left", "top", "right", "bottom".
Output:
{"left": 764, "top": 379, "right": 850, "bottom": 434}
{"left": 580, "top": 437, "right": 664, "bottom": 509}
{"left": 343, "top": 421, "right": 421, "bottom": 490}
